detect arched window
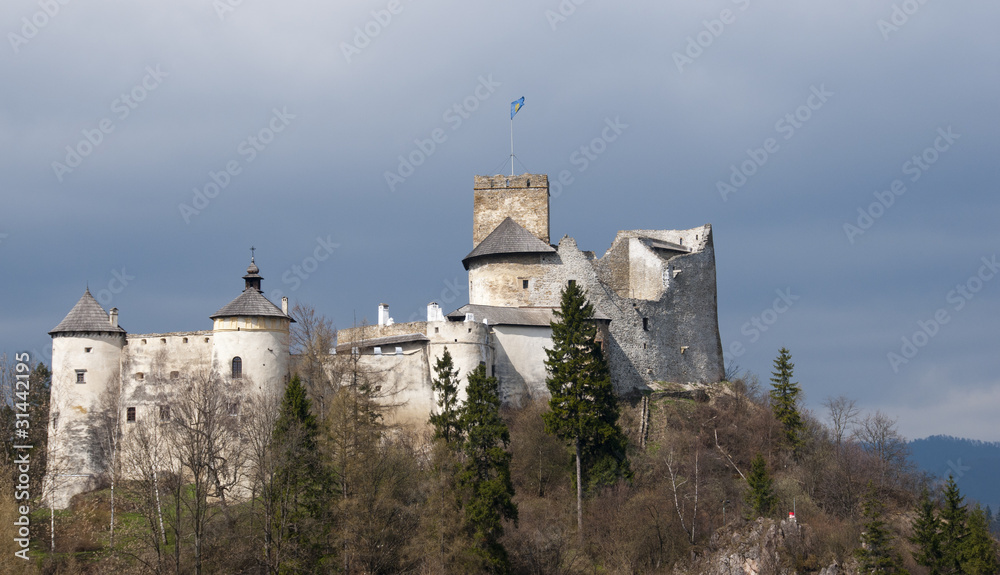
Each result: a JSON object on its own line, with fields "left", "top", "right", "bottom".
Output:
{"left": 231, "top": 356, "right": 242, "bottom": 379}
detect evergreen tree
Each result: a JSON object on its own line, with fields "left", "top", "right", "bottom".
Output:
{"left": 855, "top": 483, "right": 907, "bottom": 574}
{"left": 961, "top": 505, "right": 999, "bottom": 575}
{"left": 429, "top": 347, "right": 462, "bottom": 445}
{"left": 543, "top": 282, "right": 629, "bottom": 535}
{"left": 459, "top": 364, "right": 517, "bottom": 573}
{"left": 940, "top": 476, "right": 969, "bottom": 575}
{"left": 271, "top": 374, "right": 327, "bottom": 568}
{"left": 769, "top": 348, "right": 804, "bottom": 451}
{"left": 744, "top": 453, "right": 776, "bottom": 518}
{"left": 910, "top": 488, "right": 943, "bottom": 574}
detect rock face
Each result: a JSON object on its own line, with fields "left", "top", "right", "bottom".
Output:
{"left": 694, "top": 518, "right": 854, "bottom": 575}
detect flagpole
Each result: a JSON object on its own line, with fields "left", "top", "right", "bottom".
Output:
{"left": 510, "top": 115, "right": 514, "bottom": 177}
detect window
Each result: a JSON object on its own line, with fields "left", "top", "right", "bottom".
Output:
{"left": 141, "top": 339, "right": 147, "bottom": 344}
{"left": 434, "top": 327, "right": 439, "bottom": 334}
{"left": 227, "top": 402, "right": 239, "bottom": 417}
{"left": 75, "top": 370, "right": 86, "bottom": 384}
{"left": 84, "top": 347, "right": 92, "bottom": 353}
{"left": 159, "top": 405, "right": 171, "bottom": 421}
{"left": 204, "top": 337, "right": 210, "bottom": 343}
{"left": 231, "top": 357, "right": 242, "bottom": 379}
{"left": 126, "top": 407, "right": 136, "bottom": 423}
{"left": 642, "top": 317, "right": 649, "bottom": 331}
{"left": 395, "top": 346, "right": 403, "bottom": 355}
{"left": 182, "top": 337, "right": 188, "bottom": 344}
{"left": 52, "top": 413, "right": 59, "bottom": 431}
{"left": 522, "top": 279, "right": 529, "bottom": 289}
{"left": 170, "top": 371, "right": 180, "bottom": 380}
{"left": 374, "top": 346, "right": 382, "bottom": 355}
{"left": 136, "top": 372, "right": 144, "bottom": 381}
{"left": 160, "top": 338, "right": 166, "bottom": 344}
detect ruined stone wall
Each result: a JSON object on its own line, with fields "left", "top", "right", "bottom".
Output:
{"left": 473, "top": 174, "right": 549, "bottom": 246}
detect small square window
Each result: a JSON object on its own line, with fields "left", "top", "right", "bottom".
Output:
{"left": 183, "top": 337, "right": 188, "bottom": 344}
{"left": 141, "top": 339, "right": 147, "bottom": 345}
{"left": 170, "top": 371, "right": 180, "bottom": 379}
{"left": 395, "top": 346, "right": 403, "bottom": 355}
{"left": 159, "top": 405, "right": 171, "bottom": 421}
{"left": 204, "top": 337, "right": 210, "bottom": 343}
{"left": 160, "top": 338, "right": 166, "bottom": 344}
{"left": 434, "top": 327, "right": 439, "bottom": 333}
{"left": 126, "top": 407, "right": 136, "bottom": 422}
{"left": 84, "top": 347, "right": 92, "bottom": 353}
{"left": 522, "top": 279, "right": 529, "bottom": 289}
{"left": 75, "top": 370, "right": 86, "bottom": 384}
{"left": 374, "top": 346, "right": 382, "bottom": 355}
{"left": 227, "top": 402, "right": 239, "bottom": 417}
{"left": 136, "top": 372, "right": 145, "bottom": 381}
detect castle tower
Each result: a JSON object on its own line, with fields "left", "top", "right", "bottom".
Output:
{"left": 47, "top": 289, "right": 127, "bottom": 508}
{"left": 209, "top": 256, "right": 294, "bottom": 397}
{"left": 466, "top": 174, "right": 558, "bottom": 307}
{"left": 473, "top": 174, "right": 549, "bottom": 246}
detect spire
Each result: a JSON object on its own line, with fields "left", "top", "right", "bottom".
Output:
{"left": 243, "top": 248, "right": 263, "bottom": 292}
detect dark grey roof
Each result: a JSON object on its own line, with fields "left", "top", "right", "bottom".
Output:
{"left": 447, "top": 304, "right": 610, "bottom": 327}
{"left": 639, "top": 237, "right": 692, "bottom": 254}
{"left": 334, "top": 332, "right": 429, "bottom": 353}
{"left": 210, "top": 289, "right": 296, "bottom": 321}
{"left": 50, "top": 289, "right": 126, "bottom": 335}
{"left": 462, "top": 217, "right": 556, "bottom": 269}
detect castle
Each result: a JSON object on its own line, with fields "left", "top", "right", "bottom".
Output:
{"left": 44, "top": 173, "right": 724, "bottom": 508}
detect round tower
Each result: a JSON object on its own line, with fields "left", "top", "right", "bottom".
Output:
{"left": 210, "top": 255, "right": 294, "bottom": 398}
{"left": 47, "top": 289, "right": 127, "bottom": 508}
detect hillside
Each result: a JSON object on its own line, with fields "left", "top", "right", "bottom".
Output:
{"left": 909, "top": 435, "right": 1000, "bottom": 512}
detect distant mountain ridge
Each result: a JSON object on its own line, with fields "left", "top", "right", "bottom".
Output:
{"left": 908, "top": 435, "right": 1000, "bottom": 511}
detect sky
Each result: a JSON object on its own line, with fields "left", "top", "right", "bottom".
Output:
{"left": 2, "top": 1, "right": 998, "bottom": 443}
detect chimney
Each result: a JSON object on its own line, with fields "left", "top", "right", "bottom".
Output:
{"left": 109, "top": 308, "right": 118, "bottom": 328}
{"left": 281, "top": 296, "right": 288, "bottom": 315}
{"left": 378, "top": 303, "right": 390, "bottom": 327}
{"left": 427, "top": 302, "right": 443, "bottom": 322}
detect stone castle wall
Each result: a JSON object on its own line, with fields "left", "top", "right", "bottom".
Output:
{"left": 473, "top": 174, "right": 549, "bottom": 245}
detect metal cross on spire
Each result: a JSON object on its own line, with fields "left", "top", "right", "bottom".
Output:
{"left": 250, "top": 245, "right": 255, "bottom": 262}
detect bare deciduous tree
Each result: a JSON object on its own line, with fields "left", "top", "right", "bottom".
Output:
{"left": 824, "top": 395, "right": 859, "bottom": 449}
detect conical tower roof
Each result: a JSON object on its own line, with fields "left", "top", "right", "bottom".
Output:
{"left": 49, "top": 289, "right": 126, "bottom": 335}
{"left": 462, "top": 217, "right": 556, "bottom": 269}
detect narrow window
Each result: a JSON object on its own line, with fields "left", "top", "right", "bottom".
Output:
{"left": 136, "top": 372, "right": 145, "bottom": 381}
{"left": 231, "top": 356, "right": 242, "bottom": 379}
{"left": 183, "top": 337, "right": 188, "bottom": 344}
{"left": 434, "top": 327, "right": 439, "bottom": 334}
{"left": 126, "top": 407, "right": 136, "bottom": 423}
{"left": 159, "top": 405, "right": 171, "bottom": 421}
{"left": 84, "top": 347, "right": 92, "bottom": 353}
{"left": 75, "top": 370, "right": 86, "bottom": 384}
{"left": 643, "top": 317, "right": 649, "bottom": 331}
{"left": 227, "top": 402, "right": 239, "bottom": 417}
{"left": 522, "top": 279, "right": 529, "bottom": 289}
{"left": 52, "top": 413, "right": 59, "bottom": 431}
{"left": 170, "top": 371, "right": 179, "bottom": 380}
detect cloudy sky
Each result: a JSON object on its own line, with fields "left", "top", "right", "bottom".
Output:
{"left": 2, "top": 1, "right": 998, "bottom": 442}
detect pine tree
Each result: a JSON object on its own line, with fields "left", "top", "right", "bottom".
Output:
{"left": 769, "top": 348, "right": 804, "bottom": 452}
{"left": 855, "top": 483, "right": 907, "bottom": 574}
{"left": 910, "top": 488, "right": 943, "bottom": 574}
{"left": 543, "top": 282, "right": 629, "bottom": 536}
{"left": 744, "top": 453, "right": 776, "bottom": 518}
{"left": 429, "top": 347, "right": 462, "bottom": 445}
{"left": 940, "top": 476, "right": 969, "bottom": 574}
{"left": 271, "top": 374, "right": 327, "bottom": 567}
{"left": 961, "top": 505, "right": 999, "bottom": 575}
{"left": 459, "top": 364, "right": 517, "bottom": 573}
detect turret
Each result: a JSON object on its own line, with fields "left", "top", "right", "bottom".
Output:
{"left": 46, "top": 289, "right": 127, "bottom": 508}
{"left": 210, "top": 254, "right": 295, "bottom": 397}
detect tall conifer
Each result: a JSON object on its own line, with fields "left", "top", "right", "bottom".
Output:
{"left": 769, "top": 348, "right": 804, "bottom": 452}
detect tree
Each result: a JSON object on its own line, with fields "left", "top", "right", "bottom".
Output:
{"left": 962, "top": 505, "right": 999, "bottom": 575}
{"left": 939, "top": 476, "right": 969, "bottom": 575}
{"left": 768, "top": 348, "right": 804, "bottom": 452}
{"left": 543, "top": 282, "right": 629, "bottom": 536}
{"left": 459, "top": 364, "right": 517, "bottom": 573}
{"left": 744, "top": 453, "right": 776, "bottom": 518}
{"left": 910, "top": 488, "right": 942, "bottom": 574}
{"left": 269, "top": 374, "right": 328, "bottom": 571}
{"left": 289, "top": 302, "right": 336, "bottom": 421}
{"left": 855, "top": 482, "right": 907, "bottom": 574}
{"left": 854, "top": 410, "right": 909, "bottom": 491}
{"left": 429, "top": 347, "right": 462, "bottom": 445}
{"left": 824, "top": 395, "right": 859, "bottom": 449}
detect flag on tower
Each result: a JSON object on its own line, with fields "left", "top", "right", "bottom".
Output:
{"left": 511, "top": 97, "right": 525, "bottom": 119}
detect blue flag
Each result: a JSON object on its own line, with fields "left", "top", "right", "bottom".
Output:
{"left": 511, "top": 97, "right": 524, "bottom": 119}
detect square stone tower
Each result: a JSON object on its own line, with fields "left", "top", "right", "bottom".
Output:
{"left": 473, "top": 174, "right": 549, "bottom": 246}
